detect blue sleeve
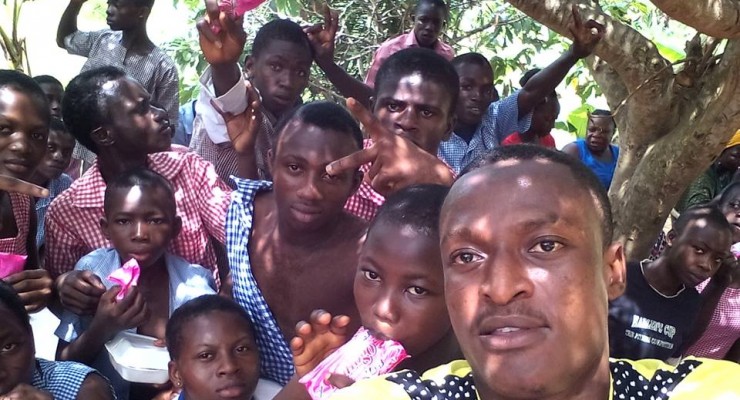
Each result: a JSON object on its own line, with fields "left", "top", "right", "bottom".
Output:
{"left": 480, "top": 90, "right": 533, "bottom": 147}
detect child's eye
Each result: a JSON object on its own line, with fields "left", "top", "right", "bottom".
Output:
{"left": 693, "top": 246, "right": 705, "bottom": 255}
{"left": 197, "top": 352, "right": 213, "bottom": 360}
{"left": 387, "top": 103, "right": 401, "bottom": 112}
{"left": 286, "top": 164, "right": 301, "bottom": 173}
{"left": 0, "top": 126, "right": 12, "bottom": 135}
{"left": 1, "top": 343, "right": 17, "bottom": 352}
{"left": 407, "top": 286, "right": 428, "bottom": 296}
{"left": 362, "top": 270, "right": 380, "bottom": 281}
{"left": 148, "top": 218, "right": 165, "bottom": 225}
{"left": 115, "top": 219, "right": 130, "bottom": 225}
{"left": 235, "top": 345, "right": 248, "bottom": 353}
{"left": 32, "top": 131, "right": 46, "bottom": 141}
{"left": 529, "top": 240, "right": 563, "bottom": 253}
{"left": 270, "top": 63, "right": 282, "bottom": 72}
{"left": 451, "top": 251, "right": 481, "bottom": 264}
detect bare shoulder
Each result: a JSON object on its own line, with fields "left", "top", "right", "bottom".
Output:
{"left": 562, "top": 142, "right": 580, "bottom": 157}
{"left": 76, "top": 373, "right": 114, "bottom": 400}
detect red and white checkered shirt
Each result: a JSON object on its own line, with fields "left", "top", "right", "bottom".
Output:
{"left": 344, "top": 140, "right": 456, "bottom": 221}
{"left": 0, "top": 193, "right": 31, "bottom": 255}
{"left": 685, "top": 282, "right": 740, "bottom": 359}
{"left": 44, "top": 151, "right": 232, "bottom": 278}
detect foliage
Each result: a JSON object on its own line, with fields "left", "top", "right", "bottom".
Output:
{"left": 0, "top": 0, "right": 34, "bottom": 73}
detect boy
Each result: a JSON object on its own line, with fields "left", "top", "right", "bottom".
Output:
{"left": 329, "top": 145, "right": 740, "bottom": 399}
{"left": 56, "top": 168, "right": 216, "bottom": 400}
{"left": 32, "top": 117, "right": 74, "bottom": 251}
{"left": 32, "top": 75, "right": 64, "bottom": 119}
{"left": 46, "top": 67, "right": 230, "bottom": 316}
{"left": 226, "top": 101, "right": 367, "bottom": 385}
{"left": 193, "top": 16, "right": 313, "bottom": 184}
{"left": 608, "top": 205, "right": 733, "bottom": 361}
{"left": 364, "top": 0, "right": 454, "bottom": 87}
{"left": 563, "top": 109, "right": 620, "bottom": 188}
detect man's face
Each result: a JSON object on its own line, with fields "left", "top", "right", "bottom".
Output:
{"left": 455, "top": 62, "right": 496, "bottom": 127}
{"left": 106, "top": 0, "right": 147, "bottom": 31}
{"left": 246, "top": 40, "right": 312, "bottom": 118}
{"left": 439, "top": 160, "right": 624, "bottom": 398}
{"left": 0, "top": 87, "right": 48, "bottom": 180}
{"left": 0, "top": 305, "right": 35, "bottom": 395}
{"left": 718, "top": 145, "right": 740, "bottom": 172}
{"left": 412, "top": 3, "right": 446, "bottom": 48}
{"left": 38, "top": 82, "right": 63, "bottom": 119}
{"left": 666, "top": 221, "right": 731, "bottom": 288}
{"left": 101, "top": 77, "right": 172, "bottom": 156}
{"left": 585, "top": 116, "right": 615, "bottom": 155}
{"left": 36, "top": 129, "right": 75, "bottom": 181}
{"left": 373, "top": 74, "right": 454, "bottom": 155}
{"left": 271, "top": 121, "right": 361, "bottom": 233}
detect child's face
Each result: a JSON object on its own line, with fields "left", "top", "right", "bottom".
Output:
{"left": 0, "top": 87, "right": 48, "bottom": 180}
{"left": 35, "top": 130, "right": 74, "bottom": 181}
{"left": 412, "top": 3, "right": 446, "bottom": 48}
{"left": 0, "top": 304, "right": 35, "bottom": 395}
{"left": 100, "top": 77, "right": 172, "bottom": 155}
{"left": 106, "top": 0, "right": 146, "bottom": 31}
{"left": 169, "top": 311, "right": 259, "bottom": 400}
{"left": 38, "top": 83, "right": 63, "bottom": 119}
{"left": 101, "top": 185, "right": 180, "bottom": 268}
{"left": 720, "top": 188, "right": 740, "bottom": 242}
{"left": 271, "top": 121, "right": 361, "bottom": 233}
{"left": 354, "top": 222, "right": 450, "bottom": 356}
{"left": 373, "top": 74, "right": 454, "bottom": 155}
{"left": 666, "top": 222, "right": 732, "bottom": 287}
{"left": 455, "top": 62, "right": 496, "bottom": 127}
{"left": 246, "top": 40, "right": 311, "bottom": 118}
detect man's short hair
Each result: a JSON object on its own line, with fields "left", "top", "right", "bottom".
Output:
{"left": 673, "top": 204, "right": 732, "bottom": 237}
{"left": 371, "top": 184, "right": 449, "bottom": 238}
{"left": 0, "top": 69, "right": 51, "bottom": 125}
{"left": 251, "top": 19, "right": 313, "bottom": 60}
{"left": 62, "top": 66, "right": 127, "bottom": 155}
{"left": 273, "top": 101, "right": 364, "bottom": 151}
{"left": 462, "top": 144, "right": 614, "bottom": 245}
{"left": 451, "top": 52, "right": 491, "bottom": 71}
{"left": 166, "top": 295, "right": 254, "bottom": 360}
{"left": 590, "top": 109, "right": 616, "bottom": 129}
{"left": 415, "top": 0, "right": 449, "bottom": 20}
{"left": 129, "top": 0, "right": 155, "bottom": 8}
{"left": 374, "top": 48, "right": 459, "bottom": 114}
{"left": 103, "top": 168, "right": 176, "bottom": 216}
{"left": 33, "top": 74, "right": 64, "bottom": 89}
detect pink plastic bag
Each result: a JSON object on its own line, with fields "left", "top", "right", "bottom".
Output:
{"left": 218, "top": 0, "right": 267, "bottom": 17}
{"left": 107, "top": 259, "right": 141, "bottom": 301}
{"left": 0, "top": 253, "right": 26, "bottom": 279}
{"left": 732, "top": 242, "right": 740, "bottom": 258}
{"left": 299, "top": 327, "right": 409, "bottom": 399}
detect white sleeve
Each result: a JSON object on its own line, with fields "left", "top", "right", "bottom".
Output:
{"left": 195, "top": 65, "right": 249, "bottom": 144}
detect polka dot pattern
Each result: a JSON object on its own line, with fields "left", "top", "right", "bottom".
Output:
{"left": 386, "top": 370, "right": 477, "bottom": 399}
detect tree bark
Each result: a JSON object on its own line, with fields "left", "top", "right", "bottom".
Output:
{"left": 650, "top": 0, "right": 740, "bottom": 39}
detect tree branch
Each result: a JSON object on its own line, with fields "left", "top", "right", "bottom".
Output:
{"left": 650, "top": 0, "right": 740, "bottom": 39}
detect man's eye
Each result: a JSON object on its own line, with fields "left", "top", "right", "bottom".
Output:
{"left": 287, "top": 164, "right": 300, "bottom": 172}
{"left": 198, "top": 352, "right": 213, "bottom": 360}
{"left": 451, "top": 251, "right": 481, "bottom": 264}
{"left": 387, "top": 103, "right": 401, "bottom": 112}
{"left": 407, "top": 286, "right": 428, "bottom": 296}
{"left": 529, "top": 240, "right": 563, "bottom": 253}
{"left": 115, "top": 219, "right": 130, "bottom": 225}
{"left": 2, "top": 343, "right": 17, "bottom": 352}
{"left": 693, "top": 246, "right": 705, "bottom": 255}
{"left": 362, "top": 270, "right": 380, "bottom": 281}
{"left": 420, "top": 110, "right": 434, "bottom": 118}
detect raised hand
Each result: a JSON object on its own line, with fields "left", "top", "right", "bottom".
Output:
{"left": 326, "top": 98, "right": 454, "bottom": 196}
{"left": 4, "top": 269, "right": 53, "bottom": 313}
{"left": 196, "top": 1, "right": 246, "bottom": 66}
{"left": 56, "top": 270, "right": 107, "bottom": 315}
{"left": 210, "top": 82, "right": 262, "bottom": 155}
{"left": 569, "top": 5, "right": 605, "bottom": 58}
{"left": 291, "top": 309, "right": 352, "bottom": 378}
{"left": 90, "top": 286, "right": 149, "bottom": 339}
{"left": 303, "top": 4, "right": 339, "bottom": 66}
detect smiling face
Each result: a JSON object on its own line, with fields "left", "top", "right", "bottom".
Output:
{"left": 454, "top": 62, "right": 495, "bottom": 127}
{"left": 0, "top": 304, "right": 34, "bottom": 395}
{"left": 665, "top": 220, "right": 732, "bottom": 288}
{"left": 169, "top": 311, "right": 260, "bottom": 400}
{"left": 354, "top": 222, "right": 450, "bottom": 356}
{"left": 439, "top": 160, "right": 624, "bottom": 399}
{"left": 246, "top": 40, "right": 312, "bottom": 118}
{"left": 412, "top": 3, "right": 446, "bottom": 48}
{"left": 0, "top": 87, "right": 48, "bottom": 180}
{"left": 101, "top": 184, "right": 180, "bottom": 268}
{"left": 373, "top": 74, "right": 454, "bottom": 155}
{"left": 271, "top": 121, "right": 361, "bottom": 233}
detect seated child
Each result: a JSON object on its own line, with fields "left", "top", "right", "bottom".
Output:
{"left": 0, "top": 69, "right": 54, "bottom": 313}
{"left": 55, "top": 168, "right": 217, "bottom": 400}
{"left": 0, "top": 280, "right": 114, "bottom": 399}
{"left": 166, "top": 294, "right": 260, "bottom": 400}
{"left": 608, "top": 204, "right": 733, "bottom": 360}
{"left": 31, "top": 117, "right": 74, "bottom": 251}
{"left": 277, "top": 184, "right": 460, "bottom": 398}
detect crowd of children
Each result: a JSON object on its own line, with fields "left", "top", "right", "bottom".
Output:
{"left": 0, "top": 0, "right": 737, "bottom": 398}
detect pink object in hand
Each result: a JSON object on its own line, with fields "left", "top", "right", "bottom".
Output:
{"left": 731, "top": 242, "right": 740, "bottom": 259}
{"left": 107, "top": 259, "right": 141, "bottom": 301}
{"left": 299, "top": 327, "right": 409, "bottom": 399}
{"left": 218, "top": 0, "right": 267, "bottom": 17}
{"left": 0, "top": 252, "right": 26, "bottom": 279}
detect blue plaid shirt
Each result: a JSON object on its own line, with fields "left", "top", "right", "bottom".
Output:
{"left": 31, "top": 358, "right": 113, "bottom": 399}
{"left": 438, "top": 91, "right": 532, "bottom": 174}
{"left": 227, "top": 178, "right": 294, "bottom": 386}
{"left": 35, "top": 173, "right": 73, "bottom": 248}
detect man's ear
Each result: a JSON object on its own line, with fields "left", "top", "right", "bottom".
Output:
{"left": 172, "top": 216, "right": 182, "bottom": 239}
{"left": 100, "top": 217, "right": 111, "bottom": 240}
{"left": 665, "top": 230, "right": 675, "bottom": 248}
{"left": 603, "top": 241, "right": 626, "bottom": 300}
{"left": 91, "top": 126, "right": 114, "bottom": 149}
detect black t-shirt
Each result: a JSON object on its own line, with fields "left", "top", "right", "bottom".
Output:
{"left": 608, "top": 261, "right": 702, "bottom": 360}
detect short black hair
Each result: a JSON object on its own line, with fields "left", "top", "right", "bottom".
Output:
{"left": 415, "top": 0, "right": 449, "bottom": 20}
{"left": 0, "top": 281, "right": 32, "bottom": 334}
{"left": 273, "top": 101, "right": 363, "bottom": 151}
{"left": 590, "top": 109, "right": 616, "bottom": 129}
{"left": 371, "top": 184, "right": 449, "bottom": 238}
{"left": 462, "top": 145, "right": 614, "bottom": 245}
{"left": 104, "top": 168, "right": 176, "bottom": 217}
{"left": 673, "top": 204, "right": 732, "bottom": 237}
{"left": 33, "top": 74, "right": 63, "bottom": 89}
{"left": 718, "top": 181, "right": 740, "bottom": 207}
{"left": 0, "top": 69, "right": 51, "bottom": 125}
{"left": 166, "top": 295, "right": 255, "bottom": 360}
{"left": 49, "top": 116, "right": 69, "bottom": 134}
{"left": 127, "top": 0, "right": 155, "bottom": 7}
{"left": 251, "top": 19, "right": 313, "bottom": 60}
{"left": 374, "top": 48, "right": 459, "bottom": 114}
{"left": 451, "top": 52, "right": 491, "bottom": 71}
{"left": 62, "top": 67, "right": 127, "bottom": 155}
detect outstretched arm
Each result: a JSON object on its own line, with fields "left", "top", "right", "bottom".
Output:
{"left": 517, "top": 6, "right": 604, "bottom": 118}
{"left": 305, "top": 5, "right": 373, "bottom": 107}
{"left": 197, "top": 0, "right": 247, "bottom": 96}
{"left": 57, "top": 0, "right": 87, "bottom": 48}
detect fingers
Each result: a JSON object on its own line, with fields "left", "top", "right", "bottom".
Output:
{"left": 346, "top": 98, "right": 390, "bottom": 142}
{"left": 330, "top": 314, "right": 351, "bottom": 335}
{"left": 81, "top": 270, "right": 106, "bottom": 291}
{"left": 219, "top": 10, "right": 245, "bottom": 39}
{"left": 204, "top": 0, "right": 220, "bottom": 24}
{"left": 326, "top": 147, "right": 377, "bottom": 177}
{"left": 584, "top": 19, "right": 605, "bottom": 36}
{"left": 246, "top": 81, "right": 261, "bottom": 110}
{"left": 196, "top": 18, "right": 222, "bottom": 48}
{"left": 0, "top": 175, "right": 49, "bottom": 198}
{"left": 324, "top": 5, "right": 339, "bottom": 36}
{"left": 571, "top": 4, "right": 582, "bottom": 30}
{"left": 119, "top": 287, "right": 149, "bottom": 327}
{"left": 327, "top": 373, "right": 355, "bottom": 389}
{"left": 309, "top": 309, "right": 333, "bottom": 334}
